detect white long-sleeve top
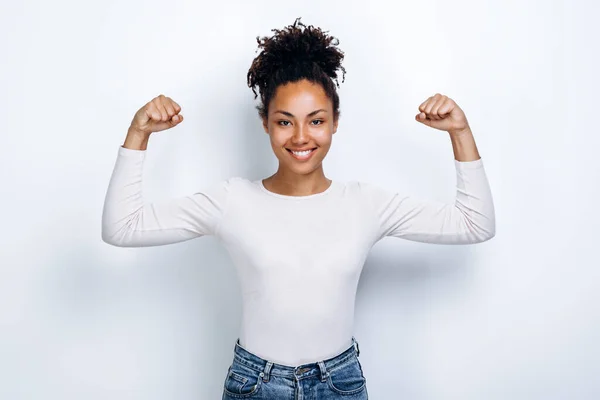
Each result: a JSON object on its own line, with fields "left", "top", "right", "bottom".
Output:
{"left": 102, "top": 145, "right": 495, "bottom": 366}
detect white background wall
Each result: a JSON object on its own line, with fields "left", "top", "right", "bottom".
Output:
{"left": 1, "top": 0, "right": 598, "bottom": 399}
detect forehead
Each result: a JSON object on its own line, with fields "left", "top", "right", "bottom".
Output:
{"left": 270, "top": 80, "right": 331, "bottom": 111}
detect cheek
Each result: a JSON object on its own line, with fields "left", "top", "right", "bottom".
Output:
{"left": 270, "top": 136, "right": 288, "bottom": 149}
{"left": 267, "top": 130, "right": 284, "bottom": 144}
{"left": 314, "top": 132, "right": 333, "bottom": 147}
{"left": 269, "top": 136, "right": 288, "bottom": 156}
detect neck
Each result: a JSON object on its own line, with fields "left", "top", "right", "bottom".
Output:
{"left": 264, "top": 167, "right": 331, "bottom": 196}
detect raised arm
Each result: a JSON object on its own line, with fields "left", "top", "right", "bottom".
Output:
{"left": 101, "top": 94, "right": 233, "bottom": 247}
{"left": 365, "top": 93, "right": 496, "bottom": 245}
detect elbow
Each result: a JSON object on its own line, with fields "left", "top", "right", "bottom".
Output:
{"left": 475, "top": 217, "right": 496, "bottom": 243}
{"left": 101, "top": 208, "right": 121, "bottom": 246}
{"left": 101, "top": 209, "right": 136, "bottom": 247}
{"left": 101, "top": 215, "right": 119, "bottom": 246}
{"left": 459, "top": 210, "right": 495, "bottom": 244}
{"left": 455, "top": 200, "right": 495, "bottom": 244}
{"left": 479, "top": 227, "right": 496, "bottom": 242}
{"left": 101, "top": 220, "right": 131, "bottom": 247}
{"left": 102, "top": 231, "right": 136, "bottom": 247}
{"left": 101, "top": 229, "right": 124, "bottom": 247}
{"left": 488, "top": 220, "right": 496, "bottom": 240}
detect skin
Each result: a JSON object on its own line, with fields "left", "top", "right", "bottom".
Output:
{"left": 261, "top": 79, "right": 339, "bottom": 197}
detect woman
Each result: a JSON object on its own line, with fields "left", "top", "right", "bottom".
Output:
{"left": 102, "top": 17, "right": 495, "bottom": 400}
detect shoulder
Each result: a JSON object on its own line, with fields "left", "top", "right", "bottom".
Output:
{"left": 224, "top": 176, "right": 247, "bottom": 186}
{"left": 217, "top": 176, "right": 250, "bottom": 190}
{"left": 195, "top": 176, "right": 249, "bottom": 197}
{"left": 214, "top": 176, "right": 259, "bottom": 195}
{"left": 343, "top": 180, "right": 403, "bottom": 206}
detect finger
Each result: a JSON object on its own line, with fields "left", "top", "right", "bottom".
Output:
{"left": 147, "top": 102, "right": 161, "bottom": 121}
{"left": 169, "top": 113, "right": 182, "bottom": 123}
{"left": 168, "top": 97, "right": 182, "bottom": 114}
{"left": 151, "top": 98, "right": 164, "bottom": 121}
{"left": 154, "top": 96, "right": 168, "bottom": 121}
{"left": 425, "top": 94, "right": 443, "bottom": 119}
{"left": 423, "top": 96, "right": 437, "bottom": 116}
{"left": 160, "top": 96, "right": 176, "bottom": 117}
{"left": 164, "top": 102, "right": 177, "bottom": 120}
{"left": 418, "top": 97, "right": 432, "bottom": 113}
{"left": 431, "top": 95, "right": 449, "bottom": 119}
{"left": 159, "top": 95, "right": 172, "bottom": 121}
{"left": 436, "top": 97, "right": 453, "bottom": 117}
{"left": 166, "top": 98, "right": 183, "bottom": 123}
{"left": 415, "top": 111, "right": 432, "bottom": 125}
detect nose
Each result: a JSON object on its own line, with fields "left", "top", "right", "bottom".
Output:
{"left": 291, "top": 125, "right": 310, "bottom": 144}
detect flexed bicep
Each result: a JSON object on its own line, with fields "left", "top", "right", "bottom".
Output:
{"left": 101, "top": 146, "right": 234, "bottom": 247}
{"left": 362, "top": 159, "right": 495, "bottom": 245}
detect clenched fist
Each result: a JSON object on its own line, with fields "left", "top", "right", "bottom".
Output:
{"left": 415, "top": 93, "right": 470, "bottom": 136}
{"left": 129, "top": 94, "right": 184, "bottom": 136}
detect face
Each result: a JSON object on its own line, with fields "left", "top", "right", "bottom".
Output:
{"left": 262, "top": 79, "right": 338, "bottom": 177}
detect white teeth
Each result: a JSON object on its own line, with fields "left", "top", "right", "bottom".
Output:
{"left": 291, "top": 149, "right": 313, "bottom": 156}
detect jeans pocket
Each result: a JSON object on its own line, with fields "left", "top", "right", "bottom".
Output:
{"left": 223, "top": 362, "right": 263, "bottom": 398}
{"left": 326, "top": 356, "right": 367, "bottom": 395}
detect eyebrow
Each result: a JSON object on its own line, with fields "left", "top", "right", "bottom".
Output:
{"left": 273, "top": 109, "right": 328, "bottom": 118}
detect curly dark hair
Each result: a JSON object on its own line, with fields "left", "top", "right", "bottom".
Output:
{"left": 247, "top": 17, "right": 346, "bottom": 123}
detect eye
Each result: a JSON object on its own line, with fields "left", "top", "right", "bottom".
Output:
{"left": 278, "top": 120, "right": 291, "bottom": 126}
{"left": 312, "top": 120, "right": 324, "bottom": 125}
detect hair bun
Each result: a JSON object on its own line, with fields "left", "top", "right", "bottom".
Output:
{"left": 253, "top": 17, "right": 345, "bottom": 83}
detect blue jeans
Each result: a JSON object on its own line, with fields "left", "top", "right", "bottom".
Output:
{"left": 222, "top": 337, "right": 368, "bottom": 399}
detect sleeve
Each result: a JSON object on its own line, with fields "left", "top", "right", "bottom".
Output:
{"left": 361, "top": 158, "right": 496, "bottom": 245}
{"left": 101, "top": 145, "right": 234, "bottom": 247}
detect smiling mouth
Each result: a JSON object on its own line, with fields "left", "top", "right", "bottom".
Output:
{"left": 286, "top": 148, "right": 317, "bottom": 153}
{"left": 286, "top": 147, "right": 317, "bottom": 160}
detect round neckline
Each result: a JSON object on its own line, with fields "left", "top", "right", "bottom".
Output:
{"left": 257, "top": 179, "right": 336, "bottom": 199}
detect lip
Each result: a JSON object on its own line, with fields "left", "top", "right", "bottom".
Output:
{"left": 286, "top": 147, "right": 317, "bottom": 161}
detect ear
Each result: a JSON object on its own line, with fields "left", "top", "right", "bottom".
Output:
{"left": 333, "top": 117, "right": 338, "bottom": 134}
{"left": 262, "top": 117, "right": 269, "bottom": 134}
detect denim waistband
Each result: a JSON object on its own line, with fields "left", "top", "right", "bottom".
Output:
{"left": 231, "top": 336, "right": 361, "bottom": 381}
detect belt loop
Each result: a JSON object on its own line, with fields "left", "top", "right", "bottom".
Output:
{"left": 353, "top": 336, "right": 360, "bottom": 357}
{"left": 317, "top": 361, "right": 329, "bottom": 382}
{"left": 261, "top": 361, "right": 273, "bottom": 382}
